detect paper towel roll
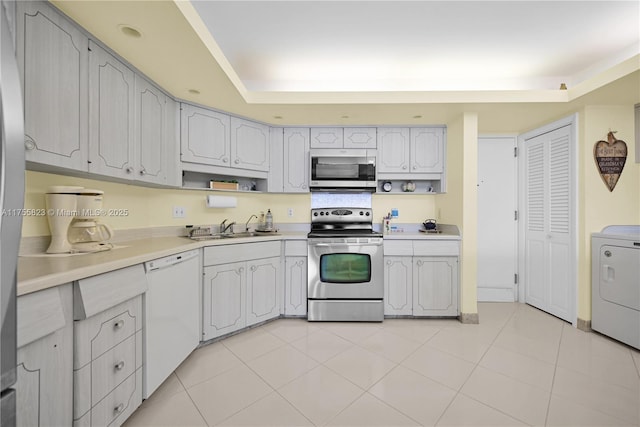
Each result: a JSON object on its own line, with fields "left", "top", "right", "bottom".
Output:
{"left": 206, "top": 195, "right": 237, "bottom": 208}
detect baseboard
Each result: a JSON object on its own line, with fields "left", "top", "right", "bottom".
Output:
{"left": 477, "top": 288, "right": 515, "bottom": 302}
{"left": 459, "top": 312, "right": 480, "bottom": 324}
{"left": 577, "top": 318, "right": 591, "bottom": 332}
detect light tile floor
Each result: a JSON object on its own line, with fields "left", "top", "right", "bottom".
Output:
{"left": 124, "top": 303, "right": 640, "bottom": 426}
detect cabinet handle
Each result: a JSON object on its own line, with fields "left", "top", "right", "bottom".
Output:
{"left": 139, "top": 167, "right": 146, "bottom": 176}
{"left": 402, "top": 165, "right": 407, "bottom": 170}
{"left": 24, "top": 139, "right": 36, "bottom": 150}
{"left": 412, "top": 165, "right": 417, "bottom": 170}
{"left": 223, "top": 158, "right": 229, "bottom": 163}
{"left": 302, "top": 184, "right": 307, "bottom": 189}
{"left": 234, "top": 159, "right": 240, "bottom": 164}
{"left": 114, "top": 403, "right": 124, "bottom": 414}
{"left": 113, "top": 320, "right": 125, "bottom": 330}
{"left": 416, "top": 260, "right": 423, "bottom": 266}
{"left": 387, "top": 260, "right": 392, "bottom": 265}
{"left": 114, "top": 361, "right": 125, "bottom": 371}
{"left": 250, "top": 265, "right": 257, "bottom": 272}
{"left": 125, "top": 167, "right": 134, "bottom": 174}
{"left": 238, "top": 267, "right": 244, "bottom": 273}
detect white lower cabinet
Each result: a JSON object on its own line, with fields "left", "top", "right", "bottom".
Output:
{"left": 202, "top": 241, "right": 282, "bottom": 340}
{"left": 413, "top": 257, "right": 459, "bottom": 316}
{"left": 284, "top": 240, "right": 308, "bottom": 316}
{"left": 384, "top": 257, "right": 413, "bottom": 316}
{"left": 246, "top": 257, "right": 282, "bottom": 326}
{"left": 383, "top": 239, "right": 460, "bottom": 317}
{"left": 72, "top": 265, "right": 147, "bottom": 427}
{"left": 15, "top": 284, "right": 74, "bottom": 427}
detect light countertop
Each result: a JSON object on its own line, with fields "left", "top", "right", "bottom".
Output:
{"left": 18, "top": 226, "right": 460, "bottom": 296}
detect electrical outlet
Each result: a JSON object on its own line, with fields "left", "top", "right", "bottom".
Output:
{"left": 172, "top": 206, "right": 186, "bottom": 218}
{"left": 287, "top": 208, "right": 294, "bottom": 217}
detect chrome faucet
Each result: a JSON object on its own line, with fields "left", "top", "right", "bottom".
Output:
{"left": 245, "top": 214, "right": 258, "bottom": 231}
{"left": 219, "top": 219, "right": 235, "bottom": 234}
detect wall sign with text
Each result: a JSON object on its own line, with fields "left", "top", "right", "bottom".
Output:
{"left": 594, "top": 131, "right": 627, "bottom": 192}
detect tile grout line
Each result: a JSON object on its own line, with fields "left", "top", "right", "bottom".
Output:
{"left": 542, "top": 320, "right": 565, "bottom": 427}
{"left": 434, "top": 305, "right": 532, "bottom": 427}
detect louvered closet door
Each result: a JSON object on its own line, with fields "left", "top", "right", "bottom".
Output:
{"left": 524, "top": 125, "right": 573, "bottom": 322}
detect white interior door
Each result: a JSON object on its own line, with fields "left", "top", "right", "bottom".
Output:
{"left": 477, "top": 136, "right": 518, "bottom": 301}
{"left": 520, "top": 118, "right": 576, "bottom": 323}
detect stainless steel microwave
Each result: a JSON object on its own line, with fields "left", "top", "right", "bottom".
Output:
{"left": 309, "top": 149, "right": 377, "bottom": 191}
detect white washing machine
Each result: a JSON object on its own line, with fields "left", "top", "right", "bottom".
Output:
{"left": 591, "top": 225, "right": 640, "bottom": 350}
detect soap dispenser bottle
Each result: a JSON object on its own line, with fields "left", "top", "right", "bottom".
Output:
{"left": 258, "top": 211, "right": 266, "bottom": 230}
{"left": 265, "top": 209, "right": 273, "bottom": 230}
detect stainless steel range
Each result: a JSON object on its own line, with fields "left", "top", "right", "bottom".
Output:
{"left": 307, "top": 208, "right": 384, "bottom": 322}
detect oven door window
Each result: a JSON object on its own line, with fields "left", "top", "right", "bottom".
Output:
{"left": 319, "top": 253, "right": 371, "bottom": 283}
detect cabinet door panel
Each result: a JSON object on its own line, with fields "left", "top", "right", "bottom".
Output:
{"left": 384, "top": 257, "right": 413, "bottom": 315}
{"left": 203, "top": 262, "right": 245, "bottom": 340}
{"left": 19, "top": 2, "right": 88, "bottom": 170}
{"left": 136, "top": 76, "right": 166, "bottom": 183}
{"left": 231, "top": 117, "right": 269, "bottom": 172}
{"left": 377, "top": 128, "right": 410, "bottom": 173}
{"left": 284, "top": 257, "right": 307, "bottom": 316}
{"left": 283, "top": 128, "right": 310, "bottom": 192}
{"left": 15, "top": 284, "right": 73, "bottom": 427}
{"left": 410, "top": 128, "right": 444, "bottom": 173}
{"left": 344, "top": 128, "right": 376, "bottom": 149}
{"left": 88, "top": 41, "right": 135, "bottom": 178}
{"left": 413, "top": 257, "right": 458, "bottom": 316}
{"left": 246, "top": 257, "right": 281, "bottom": 325}
{"left": 181, "top": 104, "right": 230, "bottom": 166}
{"left": 310, "top": 128, "right": 343, "bottom": 148}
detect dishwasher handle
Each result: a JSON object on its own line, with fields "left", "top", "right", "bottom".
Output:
{"left": 144, "top": 250, "right": 199, "bottom": 273}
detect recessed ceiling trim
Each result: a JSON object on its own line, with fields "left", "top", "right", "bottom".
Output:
{"left": 173, "top": 0, "right": 249, "bottom": 99}
{"left": 243, "top": 90, "right": 571, "bottom": 105}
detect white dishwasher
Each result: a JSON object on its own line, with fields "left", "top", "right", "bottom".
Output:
{"left": 143, "top": 249, "right": 200, "bottom": 398}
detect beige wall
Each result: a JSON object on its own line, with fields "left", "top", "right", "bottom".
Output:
{"left": 23, "top": 171, "right": 439, "bottom": 237}
{"left": 436, "top": 113, "right": 479, "bottom": 317}
{"left": 577, "top": 105, "right": 639, "bottom": 321}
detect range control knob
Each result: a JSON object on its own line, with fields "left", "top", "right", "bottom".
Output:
{"left": 365, "top": 212, "right": 370, "bottom": 216}
{"left": 313, "top": 212, "right": 318, "bottom": 216}
{"left": 359, "top": 211, "right": 364, "bottom": 215}
{"left": 319, "top": 211, "right": 324, "bottom": 216}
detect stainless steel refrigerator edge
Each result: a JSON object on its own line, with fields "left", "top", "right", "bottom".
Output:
{"left": 1, "top": 0, "right": 25, "bottom": 425}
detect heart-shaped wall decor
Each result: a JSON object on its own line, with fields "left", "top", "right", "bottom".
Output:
{"left": 594, "top": 131, "right": 627, "bottom": 192}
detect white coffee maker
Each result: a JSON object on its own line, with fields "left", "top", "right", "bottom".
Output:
{"left": 45, "top": 186, "right": 115, "bottom": 254}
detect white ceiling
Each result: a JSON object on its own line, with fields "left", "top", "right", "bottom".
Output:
{"left": 51, "top": 0, "right": 640, "bottom": 129}
{"left": 190, "top": 0, "right": 639, "bottom": 93}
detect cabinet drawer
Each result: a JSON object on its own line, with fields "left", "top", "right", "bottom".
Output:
{"left": 91, "top": 334, "right": 137, "bottom": 404}
{"left": 74, "top": 369, "right": 142, "bottom": 427}
{"left": 384, "top": 240, "right": 413, "bottom": 256}
{"left": 413, "top": 240, "right": 460, "bottom": 256}
{"left": 74, "top": 297, "right": 141, "bottom": 369}
{"left": 74, "top": 264, "right": 147, "bottom": 320}
{"left": 204, "top": 241, "right": 281, "bottom": 265}
{"left": 285, "top": 240, "right": 307, "bottom": 256}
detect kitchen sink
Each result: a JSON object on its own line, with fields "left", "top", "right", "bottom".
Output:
{"left": 188, "top": 231, "right": 279, "bottom": 241}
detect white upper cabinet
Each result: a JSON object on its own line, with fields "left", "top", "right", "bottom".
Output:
{"left": 180, "top": 103, "right": 231, "bottom": 167}
{"left": 310, "top": 128, "right": 343, "bottom": 148}
{"left": 377, "top": 128, "right": 410, "bottom": 173}
{"left": 410, "top": 127, "right": 444, "bottom": 173}
{"left": 230, "top": 117, "right": 269, "bottom": 172}
{"left": 344, "top": 128, "right": 377, "bottom": 149}
{"left": 135, "top": 75, "right": 179, "bottom": 185}
{"left": 18, "top": 1, "right": 89, "bottom": 171}
{"left": 311, "top": 127, "right": 377, "bottom": 149}
{"left": 377, "top": 127, "right": 446, "bottom": 190}
{"left": 283, "top": 128, "right": 310, "bottom": 192}
{"left": 88, "top": 41, "right": 136, "bottom": 179}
